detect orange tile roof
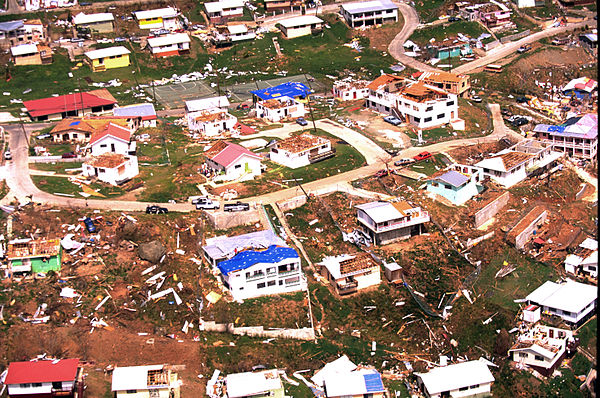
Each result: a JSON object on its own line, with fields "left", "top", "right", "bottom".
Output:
{"left": 51, "top": 116, "right": 128, "bottom": 135}
{"left": 87, "top": 153, "right": 128, "bottom": 168}
{"left": 419, "top": 70, "right": 466, "bottom": 84}
{"left": 498, "top": 151, "right": 535, "bottom": 170}
{"left": 367, "top": 74, "right": 403, "bottom": 91}
{"left": 89, "top": 123, "right": 131, "bottom": 145}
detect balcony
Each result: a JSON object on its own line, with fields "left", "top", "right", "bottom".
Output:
{"left": 336, "top": 280, "right": 358, "bottom": 295}
{"left": 309, "top": 148, "right": 336, "bottom": 163}
{"left": 278, "top": 269, "right": 299, "bottom": 277}
{"left": 358, "top": 212, "right": 430, "bottom": 233}
{"left": 246, "top": 272, "right": 265, "bottom": 281}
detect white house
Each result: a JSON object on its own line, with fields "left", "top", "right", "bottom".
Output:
{"left": 202, "top": 230, "right": 285, "bottom": 267}
{"left": 319, "top": 253, "right": 381, "bottom": 296}
{"left": 216, "top": 244, "right": 306, "bottom": 301}
{"left": 111, "top": 364, "right": 181, "bottom": 398}
{"left": 278, "top": 15, "right": 324, "bottom": 39}
{"left": 147, "top": 33, "right": 190, "bottom": 57}
{"left": 204, "top": 0, "right": 244, "bottom": 23}
{"left": 416, "top": 361, "right": 494, "bottom": 398}
{"left": 509, "top": 324, "right": 576, "bottom": 377}
{"left": 82, "top": 153, "right": 139, "bottom": 186}
{"left": 185, "top": 97, "right": 236, "bottom": 136}
{"left": 185, "top": 96, "right": 230, "bottom": 114}
{"left": 525, "top": 279, "right": 597, "bottom": 325}
{"left": 133, "top": 7, "right": 180, "bottom": 30}
{"left": 204, "top": 140, "right": 262, "bottom": 181}
{"left": 4, "top": 359, "right": 83, "bottom": 397}
{"left": 475, "top": 140, "right": 563, "bottom": 188}
{"left": 222, "top": 369, "right": 284, "bottom": 398}
{"left": 564, "top": 238, "right": 597, "bottom": 279}
{"left": 113, "top": 103, "right": 157, "bottom": 129}
{"left": 312, "top": 356, "right": 358, "bottom": 389}
{"left": 255, "top": 96, "right": 306, "bottom": 122}
{"left": 269, "top": 133, "right": 335, "bottom": 169}
{"left": 333, "top": 79, "right": 370, "bottom": 101}
{"left": 72, "top": 12, "right": 114, "bottom": 33}
{"left": 340, "top": 0, "right": 399, "bottom": 28}
{"left": 513, "top": 0, "right": 545, "bottom": 8}
{"left": 211, "top": 24, "right": 256, "bottom": 46}
{"left": 0, "top": 19, "right": 45, "bottom": 46}
{"left": 24, "top": 0, "right": 76, "bottom": 11}
{"left": 322, "top": 367, "right": 385, "bottom": 398}
{"left": 355, "top": 200, "right": 430, "bottom": 245}
{"left": 88, "top": 123, "right": 134, "bottom": 156}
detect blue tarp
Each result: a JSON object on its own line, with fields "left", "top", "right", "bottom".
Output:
{"left": 250, "top": 82, "right": 310, "bottom": 101}
{"left": 363, "top": 372, "right": 385, "bottom": 393}
{"left": 69, "top": 121, "right": 81, "bottom": 126}
{"left": 217, "top": 245, "right": 299, "bottom": 276}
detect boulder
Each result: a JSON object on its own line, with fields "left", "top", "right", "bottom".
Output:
{"left": 138, "top": 240, "right": 166, "bottom": 264}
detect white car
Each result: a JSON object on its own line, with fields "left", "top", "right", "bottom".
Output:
{"left": 4, "top": 150, "right": 11, "bottom": 160}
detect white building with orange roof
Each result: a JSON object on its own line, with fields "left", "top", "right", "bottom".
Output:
{"left": 269, "top": 133, "right": 335, "bottom": 169}
{"left": 188, "top": 110, "right": 237, "bottom": 136}
{"left": 50, "top": 116, "right": 130, "bottom": 143}
{"left": 82, "top": 152, "right": 139, "bottom": 186}
{"left": 255, "top": 97, "right": 306, "bottom": 122}
{"left": 88, "top": 123, "right": 135, "bottom": 156}
{"left": 333, "top": 79, "right": 370, "bottom": 101}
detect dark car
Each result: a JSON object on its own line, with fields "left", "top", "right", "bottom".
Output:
{"left": 296, "top": 117, "right": 308, "bottom": 126}
{"left": 516, "top": 96, "right": 528, "bottom": 104}
{"left": 83, "top": 217, "right": 96, "bottom": 233}
{"left": 146, "top": 205, "right": 168, "bottom": 214}
{"left": 471, "top": 95, "right": 482, "bottom": 103}
{"left": 448, "top": 16, "right": 460, "bottom": 22}
{"left": 500, "top": 108, "right": 512, "bottom": 116}
{"left": 62, "top": 152, "right": 77, "bottom": 158}
{"left": 511, "top": 117, "right": 529, "bottom": 127}
{"left": 413, "top": 151, "right": 432, "bottom": 161}
{"left": 223, "top": 201, "right": 250, "bottom": 212}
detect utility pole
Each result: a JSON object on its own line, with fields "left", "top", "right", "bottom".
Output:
{"left": 78, "top": 78, "right": 84, "bottom": 117}
{"left": 302, "top": 73, "right": 317, "bottom": 133}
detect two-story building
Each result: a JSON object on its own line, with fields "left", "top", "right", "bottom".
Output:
{"left": 278, "top": 15, "right": 324, "bottom": 39}
{"left": 427, "top": 167, "right": 483, "bottom": 205}
{"left": 72, "top": 12, "right": 115, "bottom": 33}
{"left": 204, "top": 140, "right": 262, "bottom": 181}
{"left": 202, "top": 230, "right": 285, "bottom": 267}
{"left": 4, "top": 358, "right": 84, "bottom": 398}
{"left": 416, "top": 360, "right": 495, "bottom": 398}
{"left": 6, "top": 238, "right": 61, "bottom": 277}
{"left": 319, "top": 253, "right": 381, "bottom": 296}
{"left": 111, "top": 364, "right": 181, "bottom": 398}
{"left": 355, "top": 200, "right": 430, "bottom": 245}
{"left": 23, "top": 89, "right": 118, "bottom": 121}
{"left": 417, "top": 70, "right": 471, "bottom": 98}
{"left": 564, "top": 238, "right": 597, "bottom": 279}
{"left": 479, "top": 3, "right": 512, "bottom": 29}
{"left": 147, "top": 33, "right": 191, "bottom": 57}
{"left": 84, "top": 46, "right": 130, "bottom": 72}
{"left": 204, "top": 0, "right": 244, "bottom": 23}
{"left": 133, "top": 7, "right": 181, "bottom": 30}
{"left": 188, "top": 110, "right": 237, "bottom": 136}
{"left": 264, "top": 0, "right": 303, "bottom": 12}
{"left": 533, "top": 114, "right": 597, "bottom": 160}
{"left": 269, "top": 133, "right": 335, "bottom": 168}
{"left": 251, "top": 81, "right": 310, "bottom": 122}
{"left": 340, "top": 0, "right": 398, "bottom": 28}
{"left": 10, "top": 43, "right": 52, "bottom": 65}
{"left": 211, "top": 24, "right": 256, "bottom": 47}
{"left": 0, "top": 19, "right": 44, "bottom": 48}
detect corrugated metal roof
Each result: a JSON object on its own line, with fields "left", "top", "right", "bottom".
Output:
{"left": 341, "top": 0, "right": 397, "bottom": 14}
{"left": 278, "top": 15, "right": 323, "bottom": 28}
{"left": 133, "top": 7, "right": 178, "bottom": 20}
{"left": 363, "top": 372, "right": 385, "bottom": 393}
{"left": 434, "top": 170, "right": 469, "bottom": 187}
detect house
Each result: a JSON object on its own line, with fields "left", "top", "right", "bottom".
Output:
{"left": 204, "top": 0, "right": 245, "bottom": 23}
{"left": 111, "top": 364, "right": 181, "bottom": 398}
{"left": 186, "top": 96, "right": 235, "bottom": 134}
{"left": 84, "top": 46, "right": 130, "bottom": 72}
{"left": 415, "top": 360, "right": 495, "bottom": 398}
{"left": 251, "top": 82, "right": 310, "bottom": 122}
{"left": 425, "top": 38, "right": 472, "bottom": 60}
{"left": 88, "top": 122, "right": 134, "bottom": 156}
{"left": 23, "top": 89, "right": 117, "bottom": 121}
{"left": 340, "top": 0, "right": 398, "bottom": 28}
{"left": 264, "top": 0, "right": 303, "bottom": 12}
{"left": 332, "top": 79, "right": 370, "bottom": 101}
{"left": 427, "top": 167, "right": 483, "bottom": 205}
{"left": 579, "top": 32, "right": 597, "bottom": 49}
{"left": 10, "top": 43, "right": 52, "bottom": 65}
{"left": 474, "top": 139, "right": 563, "bottom": 187}
{"left": 525, "top": 279, "right": 597, "bottom": 325}
{"left": 269, "top": 133, "right": 335, "bottom": 168}
{"left": 82, "top": 152, "right": 139, "bottom": 185}
{"left": 513, "top": 0, "right": 545, "bottom": 8}
{"left": 383, "top": 262, "right": 402, "bottom": 283}
{"left": 564, "top": 238, "right": 597, "bottom": 279}
{"left": 113, "top": 103, "right": 157, "bottom": 129}
{"left": 204, "top": 140, "right": 262, "bottom": 181}
{"left": 50, "top": 116, "right": 130, "bottom": 143}
{"left": 185, "top": 96, "right": 230, "bottom": 114}
{"left": 24, "top": 0, "right": 76, "bottom": 11}
{"left": 312, "top": 356, "right": 359, "bottom": 388}
{"left": 0, "top": 19, "right": 44, "bottom": 47}
{"left": 322, "top": 368, "right": 385, "bottom": 398}
{"left": 533, "top": 114, "right": 597, "bottom": 160}
{"left": 133, "top": 7, "right": 181, "bottom": 30}
{"left": 479, "top": 6, "right": 512, "bottom": 29}
{"left": 417, "top": 70, "right": 471, "bottom": 97}
{"left": 561, "top": 77, "right": 597, "bottom": 100}
{"left": 319, "top": 253, "right": 381, "bottom": 296}
{"left": 278, "top": 15, "right": 324, "bottom": 39}
{"left": 147, "top": 33, "right": 191, "bottom": 57}
{"left": 224, "top": 369, "right": 284, "bottom": 398}
{"left": 509, "top": 324, "right": 577, "bottom": 377}
{"left": 202, "top": 229, "right": 285, "bottom": 267}
{"left": 6, "top": 238, "right": 61, "bottom": 276}
{"left": 4, "top": 358, "right": 84, "bottom": 398}
{"left": 355, "top": 200, "right": 430, "bottom": 245}
{"left": 72, "top": 12, "right": 115, "bottom": 33}
{"left": 211, "top": 24, "right": 256, "bottom": 46}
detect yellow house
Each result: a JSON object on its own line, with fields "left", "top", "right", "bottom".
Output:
{"left": 132, "top": 7, "right": 180, "bottom": 30}
{"left": 84, "top": 46, "right": 131, "bottom": 72}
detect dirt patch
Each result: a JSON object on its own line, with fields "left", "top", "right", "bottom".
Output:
{"left": 354, "top": 21, "right": 405, "bottom": 52}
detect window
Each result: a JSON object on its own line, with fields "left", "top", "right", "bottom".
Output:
{"left": 52, "top": 381, "right": 62, "bottom": 389}
{"left": 437, "top": 113, "right": 445, "bottom": 119}
{"left": 413, "top": 117, "right": 420, "bottom": 122}
{"left": 426, "top": 106, "right": 433, "bottom": 111}
{"left": 459, "top": 386, "right": 469, "bottom": 391}
{"left": 424, "top": 117, "right": 432, "bottom": 122}
{"left": 126, "top": 390, "right": 137, "bottom": 394}
{"left": 267, "top": 280, "right": 276, "bottom": 286}
{"left": 257, "top": 282, "right": 266, "bottom": 289}
{"left": 20, "top": 384, "right": 32, "bottom": 388}
{"left": 431, "top": 182, "right": 438, "bottom": 187}
{"left": 447, "top": 100, "right": 455, "bottom": 106}
{"left": 519, "top": 353, "right": 528, "bottom": 358}
{"left": 470, "top": 384, "right": 480, "bottom": 389}
{"left": 444, "top": 184, "right": 452, "bottom": 190}
{"left": 32, "top": 383, "right": 42, "bottom": 387}
{"left": 235, "top": 164, "right": 241, "bottom": 169}
{"left": 534, "top": 355, "right": 544, "bottom": 361}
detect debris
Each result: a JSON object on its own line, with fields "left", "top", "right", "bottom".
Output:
{"left": 60, "top": 287, "right": 78, "bottom": 298}
{"left": 138, "top": 240, "right": 167, "bottom": 263}
{"left": 205, "top": 292, "right": 222, "bottom": 304}
{"left": 95, "top": 296, "right": 110, "bottom": 311}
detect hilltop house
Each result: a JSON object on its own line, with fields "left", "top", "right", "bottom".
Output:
{"left": 111, "top": 365, "right": 181, "bottom": 398}
{"left": 204, "top": 140, "right": 262, "bottom": 181}
{"left": 133, "top": 7, "right": 181, "bottom": 30}
{"left": 340, "top": 0, "right": 398, "bottom": 28}
{"left": 6, "top": 238, "right": 61, "bottom": 276}
{"left": 84, "top": 46, "right": 130, "bottom": 72}
{"left": 49, "top": 116, "right": 130, "bottom": 143}
{"left": 427, "top": 166, "right": 483, "bottom": 205}
{"left": 113, "top": 103, "right": 157, "bottom": 129}
{"left": 278, "top": 15, "right": 324, "bottom": 39}
{"left": 10, "top": 43, "right": 52, "bottom": 65}
{"left": 0, "top": 19, "right": 44, "bottom": 48}
{"left": 211, "top": 24, "right": 256, "bottom": 46}
{"left": 355, "top": 200, "right": 430, "bottom": 245}
{"left": 264, "top": 0, "right": 303, "bottom": 12}
{"left": 333, "top": 79, "right": 370, "bottom": 101}
{"left": 4, "top": 359, "right": 84, "bottom": 398}
{"left": 269, "top": 133, "right": 335, "bottom": 168}
{"left": 251, "top": 82, "right": 310, "bottom": 122}
{"left": 319, "top": 253, "right": 381, "bottom": 296}
{"left": 82, "top": 153, "right": 139, "bottom": 186}
{"left": 564, "top": 238, "right": 597, "bottom": 279}
{"left": 147, "top": 33, "right": 191, "bottom": 57}
{"left": 204, "top": 0, "right": 244, "bottom": 23}
{"left": 561, "top": 77, "right": 597, "bottom": 100}
{"left": 23, "top": 89, "right": 117, "bottom": 121}
{"left": 223, "top": 369, "right": 284, "bottom": 398}
{"left": 525, "top": 279, "right": 597, "bottom": 326}
{"left": 417, "top": 70, "right": 471, "bottom": 97}
{"left": 72, "top": 12, "right": 115, "bottom": 33}
{"left": 533, "top": 114, "right": 597, "bottom": 160}
{"left": 415, "top": 360, "right": 495, "bottom": 398}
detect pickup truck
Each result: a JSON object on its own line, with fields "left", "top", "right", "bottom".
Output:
{"left": 296, "top": 117, "right": 308, "bottom": 126}
{"left": 223, "top": 201, "right": 250, "bottom": 212}
{"left": 194, "top": 197, "right": 220, "bottom": 210}
{"left": 517, "top": 44, "right": 531, "bottom": 54}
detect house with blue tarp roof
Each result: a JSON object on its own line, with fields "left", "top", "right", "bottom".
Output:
{"left": 215, "top": 244, "right": 306, "bottom": 300}
{"left": 533, "top": 113, "right": 597, "bottom": 160}
{"left": 250, "top": 82, "right": 310, "bottom": 122}
{"left": 250, "top": 82, "right": 311, "bottom": 101}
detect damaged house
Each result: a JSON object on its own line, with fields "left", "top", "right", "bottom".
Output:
{"left": 533, "top": 113, "right": 598, "bottom": 160}
{"left": 111, "top": 364, "right": 181, "bottom": 398}
{"left": 211, "top": 24, "right": 256, "bottom": 47}
{"left": 147, "top": 33, "right": 191, "bottom": 58}
{"left": 332, "top": 79, "right": 370, "bottom": 101}
{"left": 49, "top": 116, "right": 130, "bottom": 143}
{"left": 269, "top": 133, "right": 335, "bottom": 169}
{"left": 319, "top": 252, "right": 381, "bottom": 296}
{"left": 186, "top": 96, "right": 236, "bottom": 135}
{"left": 564, "top": 238, "right": 597, "bottom": 279}
{"left": 425, "top": 38, "right": 472, "bottom": 60}
{"left": 415, "top": 360, "right": 495, "bottom": 398}
{"left": 417, "top": 70, "right": 471, "bottom": 98}
{"left": 251, "top": 82, "right": 310, "bottom": 122}
{"left": 10, "top": 43, "right": 52, "bottom": 65}
{"left": 6, "top": 238, "right": 61, "bottom": 277}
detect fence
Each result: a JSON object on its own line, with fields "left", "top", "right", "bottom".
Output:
{"left": 473, "top": 192, "right": 510, "bottom": 228}
{"left": 28, "top": 156, "right": 87, "bottom": 163}
{"left": 499, "top": 29, "right": 531, "bottom": 44}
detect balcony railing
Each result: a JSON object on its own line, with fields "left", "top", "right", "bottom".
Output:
{"left": 246, "top": 272, "right": 265, "bottom": 281}
{"left": 309, "top": 148, "right": 336, "bottom": 163}
{"left": 278, "top": 269, "right": 299, "bottom": 277}
{"left": 336, "top": 280, "right": 358, "bottom": 295}
{"left": 358, "top": 212, "right": 430, "bottom": 233}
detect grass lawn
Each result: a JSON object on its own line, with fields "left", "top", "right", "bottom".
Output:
{"left": 410, "top": 21, "right": 488, "bottom": 47}
{"left": 408, "top": 154, "right": 449, "bottom": 176}
{"left": 519, "top": 2, "right": 561, "bottom": 19}
{"left": 30, "top": 161, "right": 83, "bottom": 174}
{"left": 32, "top": 175, "right": 126, "bottom": 198}
{"left": 413, "top": 0, "right": 446, "bottom": 23}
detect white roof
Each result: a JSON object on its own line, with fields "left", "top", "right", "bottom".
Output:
{"left": 355, "top": 201, "right": 405, "bottom": 223}
{"left": 205, "top": 0, "right": 244, "bottom": 13}
{"left": 11, "top": 43, "right": 38, "bottom": 56}
{"left": 111, "top": 365, "right": 165, "bottom": 391}
{"left": 319, "top": 254, "right": 373, "bottom": 280}
{"left": 225, "top": 370, "right": 282, "bottom": 398}
{"left": 580, "top": 237, "right": 598, "bottom": 250}
{"left": 384, "top": 262, "right": 401, "bottom": 271}
{"left": 341, "top": 0, "right": 397, "bottom": 13}
{"left": 227, "top": 24, "right": 248, "bottom": 34}
{"left": 73, "top": 12, "right": 114, "bottom": 25}
{"left": 185, "top": 96, "right": 229, "bottom": 112}
{"left": 510, "top": 343, "right": 557, "bottom": 360}
{"left": 279, "top": 15, "right": 323, "bottom": 28}
{"left": 324, "top": 369, "right": 384, "bottom": 396}
{"left": 416, "top": 361, "right": 495, "bottom": 395}
{"left": 147, "top": 33, "right": 190, "bottom": 48}
{"left": 311, "top": 355, "right": 357, "bottom": 387}
{"left": 85, "top": 46, "right": 130, "bottom": 60}
{"left": 526, "top": 280, "right": 597, "bottom": 313}
{"left": 474, "top": 156, "right": 508, "bottom": 172}
{"left": 133, "top": 7, "right": 178, "bottom": 20}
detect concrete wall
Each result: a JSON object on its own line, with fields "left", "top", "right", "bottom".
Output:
{"left": 500, "top": 29, "right": 531, "bottom": 43}
{"left": 205, "top": 207, "right": 262, "bottom": 229}
{"left": 200, "top": 321, "right": 315, "bottom": 340}
{"left": 473, "top": 191, "right": 510, "bottom": 228}
{"left": 514, "top": 209, "right": 548, "bottom": 249}
{"left": 277, "top": 195, "right": 307, "bottom": 211}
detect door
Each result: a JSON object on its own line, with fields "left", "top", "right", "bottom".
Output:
{"left": 244, "top": 162, "right": 250, "bottom": 173}
{"left": 111, "top": 143, "right": 116, "bottom": 152}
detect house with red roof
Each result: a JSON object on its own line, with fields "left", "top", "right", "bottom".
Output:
{"left": 49, "top": 116, "right": 130, "bottom": 143}
{"left": 205, "top": 140, "right": 262, "bottom": 181}
{"left": 23, "top": 89, "right": 118, "bottom": 121}
{"left": 3, "top": 358, "right": 84, "bottom": 397}
{"left": 88, "top": 123, "right": 135, "bottom": 156}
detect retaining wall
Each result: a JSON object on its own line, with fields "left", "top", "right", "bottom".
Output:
{"left": 473, "top": 192, "right": 510, "bottom": 228}
{"left": 200, "top": 321, "right": 315, "bottom": 340}
{"left": 205, "top": 207, "right": 262, "bottom": 229}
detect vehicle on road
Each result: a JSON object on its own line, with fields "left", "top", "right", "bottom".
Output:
{"left": 237, "top": 103, "right": 250, "bottom": 110}
{"left": 296, "top": 117, "right": 308, "bottom": 126}
{"left": 374, "top": 169, "right": 389, "bottom": 178}
{"left": 223, "top": 201, "right": 250, "bottom": 212}
{"left": 383, "top": 115, "right": 402, "bottom": 126}
{"left": 517, "top": 44, "right": 531, "bottom": 54}
{"left": 114, "top": 37, "right": 127, "bottom": 42}
{"left": 83, "top": 217, "right": 96, "bottom": 233}
{"left": 448, "top": 16, "right": 460, "bottom": 22}
{"left": 471, "top": 95, "right": 482, "bottom": 103}
{"left": 394, "top": 158, "right": 413, "bottom": 167}
{"left": 516, "top": 96, "right": 528, "bottom": 104}
{"left": 61, "top": 152, "right": 77, "bottom": 158}
{"left": 146, "top": 205, "right": 168, "bottom": 214}
{"left": 413, "top": 151, "right": 432, "bottom": 162}
{"left": 36, "top": 133, "right": 51, "bottom": 139}
{"left": 194, "top": 197, "right": 220, "bottom": 210}
{"left": 4, "top": 150, "right": 11, "bottom": 160}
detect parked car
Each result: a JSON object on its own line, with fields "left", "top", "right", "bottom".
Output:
{"left": 36, "top": 133, "right": 51, "bottom": 139}
{"left": 511, "top": 117, "right": 529, "bottom": 126}
{"left": 394, "top": 158, "right": 413, "bottom": 167}
{"left": 236, "top": 103, "right": 250, "bottom": 110}
{"left": 146, "top": 205, "right": 168, "bottom": 214}
{"left": 383, "top": 115, "right": 402, "bottom": 126}
{"left": 129, "top": 36, "right": 141, "bottom": 43}
{"left": 296, "top": 117, "right": 308, "bottom": 126}
{"left": 223, "top": 201, "right": 250, "bottom": 212}
{"left": 471, "top": 95, "right": 482, "bottom": 103}
{"left": 374, "top": 169, "right": 389, "bottom": 178}
{"left": 83, "top": 217, "right": 96, "bottom": 233}
{"left": 516, "top": 96, "right": 528, "bottom": 104}
{"left": 61, "top": 152, "right": 77, "bottom": 158}
{"left": 4, "top": 150, "right": 11, "bottom": 160}
{"left": 500, "top": 108, "right": 512, "bottom": 117}
{"left": 70, "top": 37, "right": 84, "bottom": 43}
{"left": 195, "top": 197, "right": 220, "bottom": 210}
{"left": 517, "top": 44, "right": 531, "bottom": 54}
{"left": 114, "top": 37, "right": 127, "bottom": 42}
{"left": 448, "top": 16, "right": 460, "bottom": 22}
{"left": 413, "top": 151, "right": 432, "bottom": 162}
